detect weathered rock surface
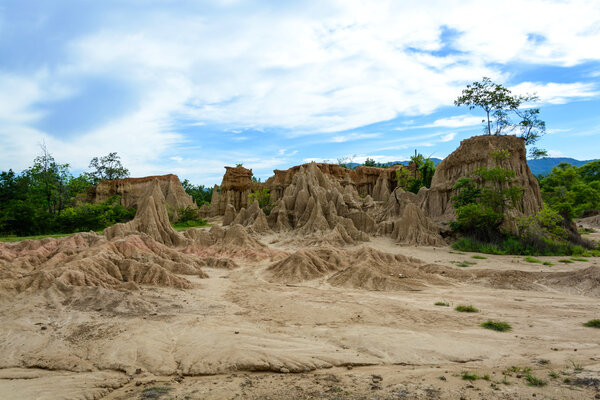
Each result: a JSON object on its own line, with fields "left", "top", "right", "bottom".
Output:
{"left": 89, "top": 174, "right": 195, "bottom": 221}
{"left": 104, "top": 180, "right": 187, "bottom": 247}
{"left": 419, "top": 135, "right": 543, "bottom": 222}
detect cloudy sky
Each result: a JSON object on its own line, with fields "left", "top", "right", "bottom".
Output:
{"left": 1, "top": 0, "right": 599, "bottom": 185}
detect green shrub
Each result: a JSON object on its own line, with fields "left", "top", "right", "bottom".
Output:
{"left": 248, "top": 188, "right": 273, "bottom": 215}
{"left": 455, "top": 305, "right": 478, "bottom": 313}
{"left": 480, "top": 320, "right": 512, "bottom": 332}
{"left": 434, "top": 301, "right": 450, "bottom": 306}
{"left": 583, "top": 319, "right": 600, "bottom": 328}
{"left": 524, "top": 256, "right": 543, "bottom": 263}
{"left": 525, "top": 373, "right": 547, "bottom": 387}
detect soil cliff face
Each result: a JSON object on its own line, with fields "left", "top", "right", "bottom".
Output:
{"left": 89, "top": 174, "right": 195, "bottom": 221}
{"left": 419, "top": 135, "right": 543, "bottom": 222}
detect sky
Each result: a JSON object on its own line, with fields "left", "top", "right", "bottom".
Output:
{"left": 1, "top": 0, "right": 599, "bottom": 185}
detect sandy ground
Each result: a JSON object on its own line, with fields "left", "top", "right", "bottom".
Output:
{"left": 1, "top": 235, "right": 599, "bottom": 399}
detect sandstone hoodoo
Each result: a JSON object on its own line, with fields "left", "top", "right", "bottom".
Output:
{"left": 419, "top": 134, "right": 543, "bottom": 223}
{"left": 88, "top": 174, "right": 195, "bottom": 221}
{"left": 104, "top": 179, "right": 187, "bottom": 247}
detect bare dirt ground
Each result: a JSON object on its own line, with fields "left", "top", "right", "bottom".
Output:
{"left": 1, "top": 234, "right": 599, "bottom": 400}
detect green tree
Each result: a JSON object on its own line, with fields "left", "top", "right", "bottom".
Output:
{"left": 181, "top": 179, "right": 213, "bottom": 206}
{"left": 451, "top": 150, "right": 524, "bottom": 240}
{"left": 87, "top": 152, "right": 129, "bottom": 184}
{"left": 455, "top": 77, "right": 547, "bottom": 156}
{"left": 364, "top": 158, "right": 377, "bottom": 167}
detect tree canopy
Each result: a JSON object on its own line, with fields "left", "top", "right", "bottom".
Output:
{"left": 455, "top": 77, "right": 546, "bottom": 158}
{"left": 87, "top": 152, "right": 130, "bottom": 184}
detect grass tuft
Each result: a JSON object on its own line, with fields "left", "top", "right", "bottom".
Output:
{"left": 583, "top": 319, "right": 600, "bottom": 328}
{"left": 455, "top": 305, "right": 478, "bottom": 313}
{"left": 524, "top": 256, "right": 543, "bottom": 263}
{"left": 558, "top": 259, "right": 574, "bottom": 264}
{"left": 471, "top": 255, "right": 488, "bottom": 259}
{"left": 543, "top": 261, "right": 554, "bottom": 266}
{"left": 453, "top": 260, "right": 476, "bottom": 268}
{"left": 570, "top": 257, "right": 589, "bottom": 262}
{"left": 525, "top": 373, "right": 547, "bottom": 387}
{"left": 480, "top": 320, "right": 512, "bottom": 332}
{"left": 434, "top": 301, "right": 450, "bottom": 307}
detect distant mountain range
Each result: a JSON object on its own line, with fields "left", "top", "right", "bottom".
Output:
{"left": 347, "top": 157, "right": 597, "bottom": 176}
{"left": 526, "top": 158, "right": 598, "bottom": 176}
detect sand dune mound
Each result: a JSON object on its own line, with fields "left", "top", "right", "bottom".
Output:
{"left": 267, "top": 246, "right": 447, "bottom": 291}
{"left": 421, "top": 264, "right": 600, "bottom": 297}
{"left": 104, "top": 179, "right": 186, "bottom": 246}
{"left": 0, "top": 232, "right": 209, "bottom": 294}
{"left": 183, "top": 224, "right": 281, "bottom": 262}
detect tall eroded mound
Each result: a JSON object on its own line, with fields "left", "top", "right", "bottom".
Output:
{"left": 267, "top": 246, "right": 447, "bottom": 291}
{"left": 89, "top": 174, "right": 195, "bottom": 221}
{"left": 104, "top": 180, "right": 187, "bottom": 247}
{"left": 376, "top": 188, "right": 446, "bottom": 246}
{"left": 183, "top": 224, "right": 281, "bottom": 262}
{"left": 420, "top": 135, "right": 543, "bottom": 221}
{"left": 226, "top": 163, "right": 373, "bottom": 245}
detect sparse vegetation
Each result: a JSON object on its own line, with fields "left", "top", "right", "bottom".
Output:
{"left": 434, "top": 301, "right": 450, "bottom": 307}
{"left": 583, "top": 319, "right": 600, "bottom": 328}
{"left": 570, "top": 257, "right": 589, "bottom": 262}
{"left": 524, "top": 256, "right": 543, "bottom": 263}
{"left": 525, "top": 373, "right": 547, "bottom": 387}
{"left": 455, "top": 305, "right": 478, "bottom": 313}
{"left": 548, "top": 370, "right": 559, "bottom": 379}
{"left": 471, "top": 255, "right": 487, "bottom": 259}
{"left": 248, "top": 188, "right": 273, "bottom": 216}
{"left": 543, "top": 261, "right": 554, "bottom": 266}
{"left": 459, "top": 371, "right": 489, "bottom": 381}
{"left": 480, "top": 320, "right": 512, "bottom": 332}
{"left": 559, "top": 259, "right": 574, "bottom": 264}
{"left": 453, "top": 260, "right": 476, "bottom": 268}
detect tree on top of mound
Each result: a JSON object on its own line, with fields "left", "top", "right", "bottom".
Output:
{"left": 86, "top": 152, "right": 130, "bottom": 184}
{"left": 454, "top": 77, "right": 547, "bottom": 159}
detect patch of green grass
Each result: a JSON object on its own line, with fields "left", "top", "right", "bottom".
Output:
{"left": 568, "top": 359, "right": 583, "bottom": 372}
{"left": 471, "top": 255, "right": 488, "bottom": 259}
{"left": 0, "top": 233, "right": 72, "bottom": 242}
{"left": 543, "top": 261, "right": 554, "bottom": 266}
{"left": 171, "top": 219, "right": 209, "bottom": 231}
{"left": 453, "top": 260, "right": 476, "bottom": 268}
{"left": 434, "top": 301, "right": 450, "bottom": 307}
{"left": 548, "top": 370, "right": 559, "bottom": 379}
{"left": 570, "top": 257, "right": 589, "bottom": 262}
{"left": 583, "top": 319, "right": 600, "bottom": 328}
{"left": 558, "top": 259, "right": 574, "bottom": 263}
{"left": 455, "top": 305, "right": 478, "bottom": 313}
{"left": 459, "top": 371, "right": 489, "bottom": 381}
{"left": 452, "top": 235, "right": 599, "bottom": 257}
{"left": 480, "top": 320, "right": 512, "bottom": 332}
{"left": 563, "top": 377, "right": 571, "bottom": 384}
{"left": 524, "top": 256, "right": 543, "bottom": 264}
{"left": 525, "top": 373, "right": 547, "bottom": 387}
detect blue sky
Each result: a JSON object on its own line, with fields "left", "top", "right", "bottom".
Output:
{"left": 1, "top": 0, "right": 599, "bottom": 185}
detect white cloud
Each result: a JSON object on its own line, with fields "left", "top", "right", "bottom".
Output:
{"left": 439, "top": 132, "right": 457, "bottom": 142}
{"left": 546, "top": 150, "right": 564, "bottom": 157}
{"left": 511, "top": 82, "right": 600, "bottom": 104}
{"left": 330, "top": 133, "right": 380, "bottom": 143}
{"left": 2, "top": 0, "right": 600, "bottom": 183}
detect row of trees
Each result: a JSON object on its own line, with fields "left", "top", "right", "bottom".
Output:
{"left": 0, "top": 148, "right": 133, "bottom": 236}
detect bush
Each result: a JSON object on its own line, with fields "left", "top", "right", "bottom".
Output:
{"left": 57, "top": 196, "right": 136, "bottom": 233}
{"left": 455, "top": 305, "right": 478, "bottom": 313}
{"left": 583, "top": 319, "right": 600, "bottom": 328}
{"left": 451, "top": 235, "right": 599, "bottom": 257}
{"left": 248, "top": 188, "right": 273, "bottom": 215}
{"left": 480, "top": 320, "right": 512, "bottom": 332}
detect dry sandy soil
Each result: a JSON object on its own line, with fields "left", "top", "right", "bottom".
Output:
{"left": 1, "top": 227, "right": 599, "bottom": 400}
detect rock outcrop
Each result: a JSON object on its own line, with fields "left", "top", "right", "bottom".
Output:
{"left": 419, "top": 135, "right": 543, "bottom": 222}
{"left": 89, "top": 174, "right": 195, "bottom": 221}
{"left": 104, "top": 180, "right": 187, "bottom": 247}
